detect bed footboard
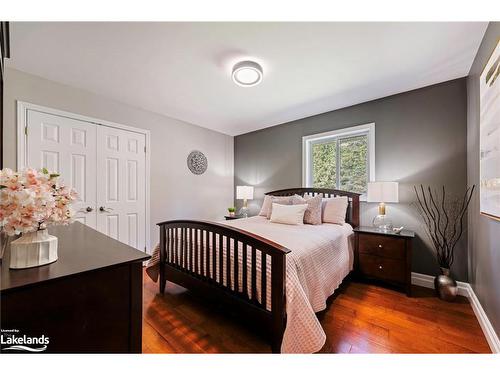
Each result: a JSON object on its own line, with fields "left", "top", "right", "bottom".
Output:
{"left": 157, "top": 220, "right": 291, "bottom": 353}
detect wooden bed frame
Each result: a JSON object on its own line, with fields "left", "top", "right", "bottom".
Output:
{"left": 157, "top": 188, "right": 360, "bottom": 353}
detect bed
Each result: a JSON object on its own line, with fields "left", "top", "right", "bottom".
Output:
{"left": 147, "top": 188, "right": 360, "bottom": 353}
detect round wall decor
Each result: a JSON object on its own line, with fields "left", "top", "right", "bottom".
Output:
{"left": 187, "top": 150, "right": 208, "bottom": 175}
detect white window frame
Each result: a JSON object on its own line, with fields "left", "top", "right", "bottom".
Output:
{"left": 302, "top": 122, "right": 375, "bottom": 197}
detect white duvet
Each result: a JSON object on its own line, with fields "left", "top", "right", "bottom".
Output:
{"left": 146, "top": 216, "right": 353, "bottom": 353}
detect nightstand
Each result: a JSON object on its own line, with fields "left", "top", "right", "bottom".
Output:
{"left": 353, "top": 226, "right": 414, "bottom": 296}
{"left": 224, "top": 215, "right": 244, "bottom": 220}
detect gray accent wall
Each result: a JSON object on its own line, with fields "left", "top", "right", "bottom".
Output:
{"left": 467, "top": 22, "right": 500, "bottom": 337}
{"left": 235, "top": 78, "right": 468, "bottom": 280}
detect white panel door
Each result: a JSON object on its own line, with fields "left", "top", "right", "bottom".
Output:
{"left": 26, "top": 110, "right": 97, "bottom": 228}
{"left": 96, "top": 125, "right": 146, "bottom": 251}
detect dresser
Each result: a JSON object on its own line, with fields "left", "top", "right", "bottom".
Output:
{"left": 353, "top": 226, "right": 414, "bottom": 296}
{"left": 0, "top": 222, "right": 150, "bottom": 353}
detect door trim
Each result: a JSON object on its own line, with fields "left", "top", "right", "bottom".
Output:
{"left": 16, "top": 101, "right": 151, "bottom": 253}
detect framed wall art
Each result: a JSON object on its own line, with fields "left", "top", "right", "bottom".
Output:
{"left": 480, "top": 40, "right": 500, "bottom": 221}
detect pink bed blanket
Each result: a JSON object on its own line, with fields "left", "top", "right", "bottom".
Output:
{"left": 145, "top": 216, "right": 353, "bottom": 353}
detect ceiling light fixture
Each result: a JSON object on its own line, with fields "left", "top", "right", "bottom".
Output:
{"left": 232, "top": 61, "right": 263, "bottom": 87}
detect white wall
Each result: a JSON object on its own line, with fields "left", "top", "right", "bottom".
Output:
{"left": 2, "top": 68, "right": 234, "bottom": 251}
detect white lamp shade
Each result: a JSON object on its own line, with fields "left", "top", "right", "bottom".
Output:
{"left": 367, "top": 182, "right": 399, "bottom": 203}
{"left": 236, "top": 186, "right": 254, "bottom": 200}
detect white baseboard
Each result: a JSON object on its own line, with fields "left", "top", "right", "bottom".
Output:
{"left": 411, "top": 272, "right": 469, "bottom": 297}
{"left": 411, "top": 272, "right": 500, "bottom": 353}
{"left": 464, "top": 284, "right": 500, "bottom": 353}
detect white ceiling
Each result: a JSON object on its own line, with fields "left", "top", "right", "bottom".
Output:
{"left": 8, "top": 22, "right": 487, "bottom": 136}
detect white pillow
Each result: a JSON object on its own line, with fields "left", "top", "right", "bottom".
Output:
{"left": 270, "top": 203, "right": 308, "bottom": 225}
{"left": 259, "top": 195, "right": 293, "bottom": 217}
{"left": 322, "top": 196, "right": 349, "bottom": 225}
{"left": 266, "top": 196, "right": 293, "bottom": 219}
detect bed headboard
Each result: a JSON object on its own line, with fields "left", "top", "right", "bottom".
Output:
{"left": 265, "top": 188, "right": 360, "bottom": 228}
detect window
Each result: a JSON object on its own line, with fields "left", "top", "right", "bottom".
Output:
{"left": 302, "top": 123, "right": 375, "bottom": 196}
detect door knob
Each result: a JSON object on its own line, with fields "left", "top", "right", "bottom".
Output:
{"left": 99, "top": 206, "right": 113, "bottom": 213}
{"left": 86, "top": 206, "right": 93, "bottom": 212}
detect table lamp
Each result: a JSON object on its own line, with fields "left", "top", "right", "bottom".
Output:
{"left": 236, "top": 185, "right": 254, "bottom": 218}
{"left": 367, "top": 181, "right": 399, "bottom": 232}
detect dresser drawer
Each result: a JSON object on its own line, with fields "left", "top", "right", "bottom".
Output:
{"left": 358, "top": 233, "right": 406, "bottom": 260}
{"left": 358, "top": 254, "right": 406, "bottom": 283}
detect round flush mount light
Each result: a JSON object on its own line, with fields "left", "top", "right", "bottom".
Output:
{"left": 232, "top": 60, "right": 263, "bottom": 87}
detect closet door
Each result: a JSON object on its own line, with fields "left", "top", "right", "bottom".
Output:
{"left": 26, "top": 110, "right": 97, "bottom": 228}
{"left": 96, "top": 125, "right": 146, "bottom": 251}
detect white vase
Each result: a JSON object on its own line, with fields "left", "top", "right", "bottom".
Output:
{"left": 10, "top": 229, "right": 58, "bottom": 269}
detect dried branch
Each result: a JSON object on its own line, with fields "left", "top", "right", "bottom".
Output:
{"left": 414, "top": 186, "right": 442, "bottom": 262}
{"left": 413, "top": 185, "right": 475, "bottom": 269}
{"left": 428, "top": 186, "right": 448, "bottom": 260}
{"left": 448, "top": 186, "right": 474, "bottom": 267}
{"left": 418, "top": 186, "right": 439, "bottom": 246}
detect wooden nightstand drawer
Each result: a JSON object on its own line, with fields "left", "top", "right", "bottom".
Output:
{"left": 358, "top": 254, "right": 406, "bottom": 283}
{"left": 358, "top": 233, "right": 406, "bottom": 260}
{"left": 354, "top": 226, "right": 414, "bottom": 296}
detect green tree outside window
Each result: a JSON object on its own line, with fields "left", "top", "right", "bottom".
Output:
{"left": 311, "top": 134, "right": 368, "bottom": 194}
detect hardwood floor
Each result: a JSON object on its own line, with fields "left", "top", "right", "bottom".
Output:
{"left": 142, "top": 271, "right": 491, "bottom": 354}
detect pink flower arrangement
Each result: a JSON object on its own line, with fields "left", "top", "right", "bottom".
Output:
{"left": 0, "top": 168, "right": 78, "bottom": 236}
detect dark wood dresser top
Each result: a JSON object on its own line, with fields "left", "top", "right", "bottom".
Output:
{"left": 0, "top": 222, "right": 150, "bottom": 292}
{"left": 354, "top": 226, "right": 415, "bottom": 238}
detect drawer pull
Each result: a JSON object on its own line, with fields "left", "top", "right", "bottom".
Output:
{"left": 378, "top": 265, "right": 383, "bottom": 270}
{"left": 378, "top": 244, "right": 383, "bottom": 248}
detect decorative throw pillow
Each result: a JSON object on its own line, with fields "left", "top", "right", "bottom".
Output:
{"left": 291, "top": 194, "right": 323, "bottom": 225}
{"left": 266, "top": 196, "right": 293, "bottom": 219}
{"left": 270, "top": 203, "right": 308, "bottom": 225}
{"left": 304, "top": 192, "right": 323, "bottom": 199}
{"left": 322, "top": 196, "right": 349, "bottom": 225}
{"left": 259, "top": 195, "right": 273, "bottom": 216}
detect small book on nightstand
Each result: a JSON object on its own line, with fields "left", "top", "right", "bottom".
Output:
{"left": 353, "top": 226, "right": 415, "bottom": 296}
{"left": 224, "top": 215, "right": 244, "bottom": 220}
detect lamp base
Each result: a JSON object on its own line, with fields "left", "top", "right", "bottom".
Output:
{"left": 372, "top": 215, "right": 393, "bottom": 232}
{"left": 238, "top": 207, "right": 249, "bottom": 218}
